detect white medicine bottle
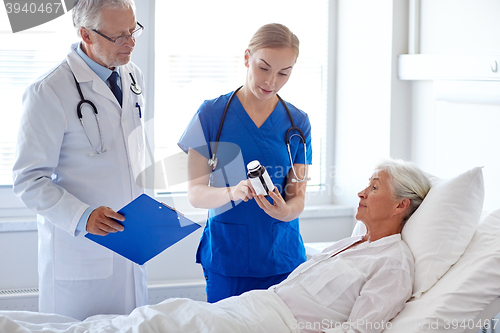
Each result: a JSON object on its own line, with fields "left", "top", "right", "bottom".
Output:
{"left": 247, "top": 160, "right": 275, "bottom": 197}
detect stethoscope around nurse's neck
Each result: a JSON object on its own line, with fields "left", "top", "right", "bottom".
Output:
{"left": 72, "top": 72, "right": 142, "bottom": 156}
{"left": 208, "top": 85, "right": 310, "bottom": 183}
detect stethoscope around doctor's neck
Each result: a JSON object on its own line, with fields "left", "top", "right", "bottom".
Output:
{"left": 208, "top": 85, "right": 310, "bottom": 183}
{"left": 72, "top": 72, "right": 142, "bottom": 156}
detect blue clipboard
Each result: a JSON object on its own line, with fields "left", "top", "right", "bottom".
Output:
{"left": 85, "top": 194, "right": 201, "bottom": 265}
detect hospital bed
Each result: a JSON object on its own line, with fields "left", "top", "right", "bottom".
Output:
{"left": 306, "top": 207, "right": 500, "bottom": 333}
{"left": 0, "top": 166, "right": 498, "bottom": 332}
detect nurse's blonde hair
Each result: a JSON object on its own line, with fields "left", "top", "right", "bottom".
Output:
{"left": 247, "top": 23, "right": 300, "bottom": 60}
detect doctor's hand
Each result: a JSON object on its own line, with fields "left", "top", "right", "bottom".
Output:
{"left": 86, "top": 206, "right": 125, "bottom": 236}
{"left": 253, "top": 187, "right": 292, "bottom": 221}
{"left": 229, "top": 179, "right": 254, "bottom": 202}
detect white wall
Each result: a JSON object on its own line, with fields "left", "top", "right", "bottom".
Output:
{"left": 419, "top": 0, "right": 500, "bottom": 54}
{"left": 333, "top": 0, "right": 411, "bottom": 208}
{"left": 410, "top": 0, "right": 500, "bottom": 212}
{"left": 334, "top": 0, "right": 499, "bottom": 212}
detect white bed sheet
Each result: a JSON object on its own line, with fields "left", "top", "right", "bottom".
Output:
{"left": 0, "top": 289, "right": 300, "bottom": 333}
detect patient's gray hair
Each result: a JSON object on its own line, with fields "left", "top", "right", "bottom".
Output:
{"left": 73, "top": 0, "right": 136, "bottom": 36}
{"left": 375, "top": 159, "right": 431, "bottom": 226}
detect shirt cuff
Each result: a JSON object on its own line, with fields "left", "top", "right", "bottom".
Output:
{"left": 76, "top": 207, "right": 95, "bottom": 233}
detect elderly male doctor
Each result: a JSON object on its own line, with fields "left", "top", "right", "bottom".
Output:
{"left": 12, "top": 0, "right": 147, "bottom": 320}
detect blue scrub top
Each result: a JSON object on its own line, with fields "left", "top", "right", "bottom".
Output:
{"left": 178, "top": 90, "right": 313, "bottom": 277}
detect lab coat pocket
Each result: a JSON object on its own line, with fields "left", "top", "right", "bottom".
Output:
{"left": 300, "top": 258, "right": 359, "bottom": 307}
{"left": 54, "top": 228, "right": 113, "bottom": 281}
{"left": 206, "top": 219, "right": 249, "bottom": 275}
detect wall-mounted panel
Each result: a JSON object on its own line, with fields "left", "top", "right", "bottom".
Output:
{"left": 399, "top": 54, "right": 500, "bottom": 81}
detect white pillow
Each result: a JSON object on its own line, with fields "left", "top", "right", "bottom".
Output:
{"left": 385, "top": 209, "right": 500, "bottom": 332}
{"left": 402, "top": 166, "right": 484, "bottom": 299}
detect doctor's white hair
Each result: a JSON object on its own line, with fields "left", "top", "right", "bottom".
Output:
{"left": 72, "top": 0, "right": 136, "bottom": 37}
{"left": 375, "top": 159, "right": 431, "bottom": 226}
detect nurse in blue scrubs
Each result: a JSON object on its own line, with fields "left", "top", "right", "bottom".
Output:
{"left": 178, "top": 23, "right": 312, "bottom": 303}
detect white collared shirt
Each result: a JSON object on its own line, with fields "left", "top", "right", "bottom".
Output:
{"left": 271, "top": 234, "right": 414, "bottom": 333}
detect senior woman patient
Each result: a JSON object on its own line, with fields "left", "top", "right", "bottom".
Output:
{"left": 275, "top": 159, "right": 431, "bottom": 333}
{"left": 0, "top": 159, "right": 431, "bottom": 333}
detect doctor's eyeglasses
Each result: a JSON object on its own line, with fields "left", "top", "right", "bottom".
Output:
{"left": 92, "top": 22, "right": 144, "bottom": 46}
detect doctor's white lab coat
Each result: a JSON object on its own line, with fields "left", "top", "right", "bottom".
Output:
{"left": 12, "top": 43, "right": 148, "bottom": 320}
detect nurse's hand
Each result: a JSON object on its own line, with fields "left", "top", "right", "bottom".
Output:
{"left": 253, "top": 187, "right": 292, "bottom": 221}
{"left": 229, "top": 179, "right": 254, "bottom": 202}
{"left": 86, "top": 206, "right": 125, "bottom": 236}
